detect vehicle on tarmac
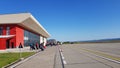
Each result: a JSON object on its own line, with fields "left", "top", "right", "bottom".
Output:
{"left": 46, "top": 39, "right": 57, "bottom": 46}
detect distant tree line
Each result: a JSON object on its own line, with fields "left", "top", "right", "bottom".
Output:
{"left": 63, "top": 41, "right": 80, "bottom": 44}
{"left": 63, "top": 38, "right": 120, "bottom": 44}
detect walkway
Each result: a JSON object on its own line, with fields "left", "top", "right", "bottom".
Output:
{"left": 8, "top": 46, "right": 62, "bottom": 68}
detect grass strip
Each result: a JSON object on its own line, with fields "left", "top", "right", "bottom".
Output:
{"left": 0, "top": 52, "right": 35, "bottom": 68}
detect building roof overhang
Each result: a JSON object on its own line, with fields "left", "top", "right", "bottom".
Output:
{"left": 0, "top": 13, "right": 50, "bottom": 38}
{"left": 0, "top": 35, "right": 15, "bottom": 39}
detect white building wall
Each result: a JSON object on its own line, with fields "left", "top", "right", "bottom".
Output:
{"left": 40, "top": 36, "right": 47, "bottom": 46}
{"left": 40, "top": 36, "right": 43, "bottom": 44}
{"left": 43, "top": 37, "right": 47, "bottom": 46}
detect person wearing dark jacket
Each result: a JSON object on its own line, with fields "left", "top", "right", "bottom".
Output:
{"left": 39, "top": 43, "right": 44, "bottom": 51}
{"left": 30, "top": 43, "right": 35, "bottom": 50}
{"left": 35, "top": 42, "right": 39, "bottom": 49}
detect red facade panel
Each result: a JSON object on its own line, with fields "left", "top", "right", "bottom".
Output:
{"left": 15, "top": 26, "right": 24, "bottom": 47}
{"left": 0, "top": 38, "right": 6, "bottom": 49}
{"left": 10, "top": 25, "right": 16, "bottom": 35}
{"left": 0, "top": 24, "right": 24, "bottom": 49}
{"left": 3, "top": 26, "right": 6, "bottom": 35}
{"left": 9, "top": 25, "right": 16, "bottom": 48}
{"left": 0, "top": 24, "right": 42, "bottom": 50}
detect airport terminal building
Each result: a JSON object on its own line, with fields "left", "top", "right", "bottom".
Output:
{"left": 0, "top": 13, "right": 50, "bottom": 50}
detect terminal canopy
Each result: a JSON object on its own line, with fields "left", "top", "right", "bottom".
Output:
{"left": 0, "top": 13, "right": 50, "bottom": 38}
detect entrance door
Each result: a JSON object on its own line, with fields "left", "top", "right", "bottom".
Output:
{"left": 11, "top": 42, "right": 14, "bottom": 48}
{"left": 6, "top": 39, "right": 10, "bottom": 48}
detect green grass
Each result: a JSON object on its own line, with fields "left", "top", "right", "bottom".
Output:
{"left": 0, "top": 52, "right": 35, "bottom": 68}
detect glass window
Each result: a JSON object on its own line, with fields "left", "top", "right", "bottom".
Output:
{"left": 0, "top": 27, "right": 3, "bottom": 35}
{"left": 24, "top": 30, "right": 40, "bottom": 46}
{"left": 6, "top": 27, "right": 10, "bottom": 35}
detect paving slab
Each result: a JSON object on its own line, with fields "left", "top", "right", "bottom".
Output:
{"left": 9, "top": 46, "right": 58, "bottom": 68}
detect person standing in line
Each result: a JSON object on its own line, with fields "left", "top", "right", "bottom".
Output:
{"left": 29, "top": 43, "right": 33, "bottom": 50}
{"left": 32, "top": 43, "right": 35, "bottom": 50}
{"left": 29, "top": 43, "right": 35, "bottom": 50}
{"left": 39, "top": 42, "right": 44, "bottom": 51}
{"left": 35, "top": 42, "right": 39, "bottom": 50}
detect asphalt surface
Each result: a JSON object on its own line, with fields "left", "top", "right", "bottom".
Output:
{"left": 61, "top": 43, "right": 120, "bottom": 68}
{"left": 76, "top": 43, "right": 120, "bottom": 56}
{"left": 8, "top": 43, "right": 120, "bottom": 68}
{"left": 9, "top": 46, "right": 62, "bottom": 68}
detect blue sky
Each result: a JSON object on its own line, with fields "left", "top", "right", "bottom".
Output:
{"left": 0, "top": 0, "right": 120, "bottom": 41}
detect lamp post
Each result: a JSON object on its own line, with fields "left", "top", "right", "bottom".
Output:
{"left": 19, "top": 46, "right": 22, "bottom": 60}
{"left": 19, "top": 43, "right": 24, "bottom": 60}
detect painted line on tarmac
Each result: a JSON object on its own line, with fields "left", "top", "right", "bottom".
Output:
{"left": 81, "top": 48, "right": 120, "bottom": 64}
{"left": 59, "top": 49, "right": 67, "bottom": 65}
{"left": 58, "top": 46, "right": 67, "bottom": 65}
{"left": 61, "top": 52, "right": 67, "bottom": 64}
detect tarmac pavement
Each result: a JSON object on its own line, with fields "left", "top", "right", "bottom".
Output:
{"left": 61, "top": 44, "right": 120, "bottom": 68}
{"left": 10, "top": 46, "right": 61, "bottom": 68}
{"left": 2, "top": 43, "right": 120, "bottom": 68}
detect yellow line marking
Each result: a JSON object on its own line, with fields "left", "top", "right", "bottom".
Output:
{"left": 81, "top": 48, "right": 120, "bottom": 62}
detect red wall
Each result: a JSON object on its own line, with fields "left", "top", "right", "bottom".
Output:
{"left": 9, "top": 25, "right": 24, "bottom": 48}
{"left": 0, "top": 38, "right": 6, "bottom": 49}
{"left": 15, "top": 26, "right": 24, "bottom": 47}
{"left": 0, "top": 24, "right": 41, "bottom": 50}
{"left": 3, "top": 26, "right": 6, "bottom": 35}
{"left": 0, "top": 24, "right": 24, "bottom": 49}
{"left": 9, "top": 25, "right": 16, "bottom": 48}
{"left": 0, "top": 25, "right": 7, "bottom": 49}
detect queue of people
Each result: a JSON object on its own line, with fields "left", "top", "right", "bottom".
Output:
{"left": 29, "top": 42, "right": 45, "bottom": 51}
{"left": 19, "top": 42, "right": 55, "bottom": 51}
